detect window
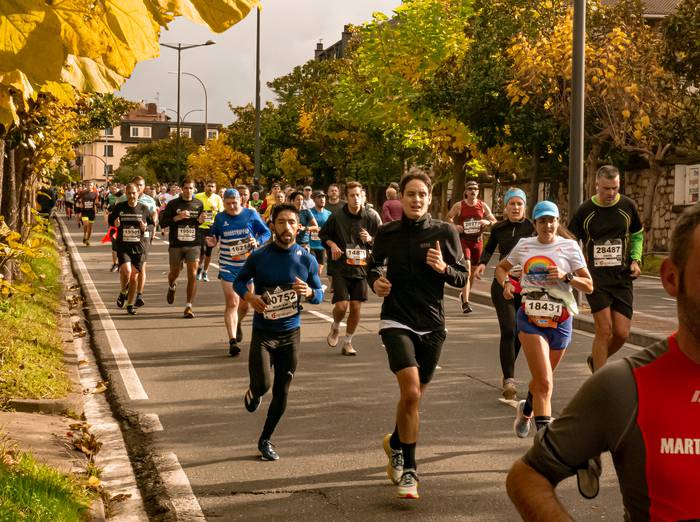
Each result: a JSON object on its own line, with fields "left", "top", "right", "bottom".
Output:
{"left": 169, "top": 127, "right": 192, "bottom": 138}
{"left": 104, "top": 127, "right": 114, "bottom": 137}
{"left": 207, "top": 129, "right": 219, "bottom": 140}
{"left": 130, "top": 126, "right": 152, "bottom": 138}
{"left": 103, "top": 144, "right": 113, "bottom": 157}
{"left": 674, "top": 164, "right": 700, "bottom": 206}
{"left": 104, "top": 164, "right": 113, "bottom": 176}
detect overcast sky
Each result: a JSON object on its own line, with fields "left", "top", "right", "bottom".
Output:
{"left": 117, "top": 1, "right": 402, "bottom": 126}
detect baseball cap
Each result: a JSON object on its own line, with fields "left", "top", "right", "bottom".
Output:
{"left": 503, "top": 188, "right": 527, "bottom": 206}
{"left": 303, "top": 186, "right": 312, "bottom": 191}
{"left": 312, "top": 190, "right": 326, "bottom": 198}
{"left": 532, "top": 200, "right": 559, "bottom": 220}
{"left": 223, "top": 188, "right": 240, "bottom": 200}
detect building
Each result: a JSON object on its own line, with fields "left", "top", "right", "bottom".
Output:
{"left": 76, "top": 102, "right": 222, "bottom": 181}
{"left": 601, "top": 0, "right": 678, "bottom": 19}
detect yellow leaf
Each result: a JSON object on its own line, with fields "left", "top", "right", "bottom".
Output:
{"left": 88, "top": 476, "right": 101, "bottom": 489}
{"left": 622, "top": 109, "right": 630, "bottom": 119}
{"left": 633, "top": 129, "right": 643, "bottom": 140}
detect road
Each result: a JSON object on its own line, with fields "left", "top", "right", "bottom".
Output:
{"left": 60, "top": 215, "right": 676, "bottom": 521}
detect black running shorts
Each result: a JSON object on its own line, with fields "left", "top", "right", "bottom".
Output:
{"left": 586, "top": 279, "right": 634, "bottom": 319}
{"left": 331, "top": 276, "right": 367, "bottom": 304}
{"left": 311, "top": 248, "right": 325, "bottom": 267}
{"left": 116, "top": 249, "right": 144, "bottom": 272}
{"left": 380, "top": 327, "right": 447, "bottom": 384}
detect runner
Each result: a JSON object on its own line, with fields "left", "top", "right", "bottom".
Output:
{"left": 325, "top": 183, "right": 345, "bottom": 215}
{"left": 237, "top": 185, "right": 251, "bottom": 209}
{"left": 506, "top": 203, "right": 700, "bottom": 521}
{"left": 495, "top": 201, "right": 592, "bottom": 438}
{"left": 260, "top": 183, "right": 281, "bottom": 215}
{"left": 160, "top": 179, "right": 205, "bottom": 318}
{"left": 301, "top": 185, "right": 314, "bottom": 210}
{"left": 381, "top": 183, "right": 403, "bottom": 223}
{"left": 568, "top": 165, "right": 644, "bottom": 372}
{"left": 250, "top": 191, "right": 263, "bottom": 212}
{"left": 108, "top": 183, "right": 153, "bottom": 315}
{"left": 64, "top": 185, "right": 75, "bottom": 219}
{"left": 105, "top": 184, "right": 124, "bottom": 272}
{"left": 473, "top": 188, "right": 534, "bottom": 400}
{"left": 195, "top": 180, "right": 224, "bottom": 282}
{"left": 446, "top": 180, "right": 497, "bottom": 313}
{"left": 263, "top": 190, "right": 286, "bottom": 224}
{"left": 319, "top": 181, "right": 382, "bottom": 356}
{"left": 289, "top": 191, "right": 318, "bottom": 250}
{"left": 309, "top": 191, "right": 331, "bottom": 276}
{"left": 233, "top": 203, "right": 324, "bottom": 461}
{"left": 79, "top": 181, "right": 98, "bottom": 246}
{"left": 206, "top": 188, "right": 270, "bottom": 355}
{"left": 367, "top": 170, "right": 467, "bottom": 499}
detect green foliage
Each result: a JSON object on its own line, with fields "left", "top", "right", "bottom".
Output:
{"left": 662, "top": 0, "right": 700, "bottom": 84}
{"left": 116, "top": 136, "right": 198, "bottom": 183}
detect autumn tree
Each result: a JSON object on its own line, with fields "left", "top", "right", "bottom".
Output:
{"left": 188, "top": 135, "right": 253, "bottom": 186}
{"left": 116, "top": 137, "right": 199, "bottom": 184}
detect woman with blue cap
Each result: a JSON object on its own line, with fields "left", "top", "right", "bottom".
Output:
{"left": 473, "top": 187, "right": 534, "bottom": 400}
{"left": 495, "top": 200, "right": 593, "bottom": 438}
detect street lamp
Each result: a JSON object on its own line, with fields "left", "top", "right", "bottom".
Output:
{"left": 161, "top": 40, "right": 216, "bottom": 180}
{"left": 254, "top": 6, "right": 261, "bottom": 184}
{"left": 169, "top": 71, "right": 209, "bottom": 143}
{"left": 182, "top": 109, "right": 203, "bottom": 121}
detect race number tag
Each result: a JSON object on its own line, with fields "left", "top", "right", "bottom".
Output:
{"left": 122, "top": 227, "right": 141, "bottom": 243}
{"left": 310, "top": 231, "right": 320, "bottom": 241}
{"left": 346, "top": 247, "right": 367, "bottom": 266}
{"left": 202, "top": 210, "right": 213, "bottom": 224}
{"left": 593, "top": 239, "right": 623, "bottom": 267}
{"left": 84, "top": 200, "right": 94, "bottom": 209}
{"left": 262, "top": 287, "right": 298, "bottom": 320}
{"left": 230, "top": 239, "right": 252, "bottom": 261}
{"left": 177, "top": 226, "right": 196, "bottom": 242}
{"left": 463, "top": 218, "right": 481, "bottom": 236}
{"left": 523, "top": 295, "right": 564, "bottom": 329}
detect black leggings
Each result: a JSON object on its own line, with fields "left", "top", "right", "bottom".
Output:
{"left": 249, "top": 328, "right": 300, "bottom": 441}
{"left": 490, "top": 279, "right": 522, "bottom": 380}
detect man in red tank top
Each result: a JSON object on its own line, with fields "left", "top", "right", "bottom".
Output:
{"left": 447, "top": 180, "right": 496, "bottom": 313}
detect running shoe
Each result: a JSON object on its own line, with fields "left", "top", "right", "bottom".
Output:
{"left": 116, "top": 292, "right": 127, "bottom": 309}
{"left": 326, "top": 324, "right": 340, "bottom": 347}
{"left": 259, "top": 439, "right": 279, "bottom": 461}
{"left": 577, "top": 456, "right": 602, "bottom": 499}
{"left": 513, "top": 399, "right": 532, "bottom": 438}
{"left": 166, "top": 285, "right": 176, "bottom": 305}
{"left": 341, "top": 340, "right": 357, "bottom": 356}
{"left": 244, "top": 388, "right": 262, "bottom": 413}
{"left": 201, "top": 271, "right": 209, "bottom": 282}
{"left": 397, "top": 469, "right": 419, "bottom": 499}
{"left": 85, "top": 240, "right": 90, "bottom": 247}
{"left": 126, "top": 304, "right": 136, "bottom": 315}
{"left": 502, "top": 378, "right": 517, "bottom": 401}
{"left": 196, "top": 268, "right": 203, "bottom": 281}
{"left": 134, "top": 293, "right": 145, "bottom": 308}
{"left": 236, "top": 323, "right": 243, "bottom": 343}
{"left": 586, "top": 355, "right": 595, "bottom": 374}
{"left": 183, "top": 305, "right": 194, "bottom": 319}
{"left": 229, "top": 339, "right": 241, "bottom": 357}
{"left": 383, "top": 434, "right": 403, "bottom": 484}
{"left": 110, "top": 263, "right": 119, "bottom": 273}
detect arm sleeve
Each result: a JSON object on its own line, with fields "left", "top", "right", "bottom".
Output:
{"left": 233, "top": 257, "right": 255, "bottom": 299}
{"left": 108, "top": 206, "right": 118, "bottom": 226}
{"left": 630, "top": 230, "right": 644, "bottom": 262}
{"left": 159, "top": 201, "right": 175, "bottom": 228}
{"left": 305, "top": 256, "right": 324, "bottom": 304}
{"left": 523, "top": 362, "right": 636, "bottom": 484}
{"left": 209, "top": 214, "right": 220, "bottom": 238}
{"left": 366, "top": 227, "right": 389, "bottom": 292}
{"left": 442, "top": 226, "right": 468, "bottom": 288}
{"left": 567, "top": 208, "right": 584, "bottom": 240}
{"left": 505, "top": 239, "right": 523, "bottom": 267}
{"left": 319, "top": 214, "right": 336, "bottom": 246}
{"left": 569, "top": 241, "right": 588, "bottom": 272}
{"left": 252, "top": 213, "right": 271, "bottom": 244}
{"left": 479, "top": 226, "right": 499, "bottom": 265}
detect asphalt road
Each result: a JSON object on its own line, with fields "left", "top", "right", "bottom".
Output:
{"left": 60, "top": 215, "right": 668, "bottom": 521}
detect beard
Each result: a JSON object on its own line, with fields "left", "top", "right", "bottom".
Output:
{"left": 274, "top": 231, "right": 295, "bottom": 247}
{"left": 677, "top": 271, "right": 700, "bottom": 344}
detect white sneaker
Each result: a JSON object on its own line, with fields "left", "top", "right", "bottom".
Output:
{"left": 341, "top": 340, "right": 357, "bottom": 356}
{"left": 397, "top": 469, "right": 419, "bottom": 499}
{"left": 327, "top": 325, "right": 340, "bottom": 347}
{"left": 383, "top": 434, "right": 403, "bottom": 484}
{"left": 513, "top": 399, "right": 532, "bottom": 438}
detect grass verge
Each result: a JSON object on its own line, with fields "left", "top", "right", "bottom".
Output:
{"left": 641, "top": 254, "right": 664, "bottom": 276}
{"left": 0, "top": 223, "right": 72, "bottom": 402}
{"left": 0, "top": 437, "right": 94, "bottom": 521}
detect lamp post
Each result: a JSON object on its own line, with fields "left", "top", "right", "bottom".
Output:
{"left": 568, "top": 0, "right": 586, "bottom": 219}
{"left": 169, "top": 71, "right": 209, "bottom": 143}
{"left": 254, "top": 6, "right": 261, "bottom": 184}
{"left": 161, "top": 40, "right": 215, "bottom": 180}
{"left": 182, "top": 109, "right": 203, "bottom": 121}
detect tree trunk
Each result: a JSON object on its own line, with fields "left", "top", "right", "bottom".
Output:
{"left": 449, "top": 150, "right": 468, "bottom": 208}
{"left": 585, "top": 141, "right": 601, "bottom": 199}
{"left": 529, "top": 145, "right": 540, "bottom": 206}
{"left": 0, "top": 139, "right": 4, "bottom": 208}
{"left": 6, "top": 148, "right": 18, "bottom": 231}
{"left": 641, "top": 159, "right": 661, "bottom": 252}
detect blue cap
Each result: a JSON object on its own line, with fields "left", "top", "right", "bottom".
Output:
{"left": 532, "top": 200, "right": 559, "bottom": 220}
{"left": 223, "top": 188, "right": 240, "bottom": 200}
{"left": 503, "top": 188, "right": 527, "bottom": 206}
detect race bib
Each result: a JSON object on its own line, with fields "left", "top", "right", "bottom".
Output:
{"left": 463, "top": 218, "right": 481, "bottom": 236}
{"left": 122, "top": 227, "right": 141, "bottom": 243}
{"left": 310, "top": 231, "right": 320, "bottom": 241}
{"left": 230, "top": 238, "right": 253, "bottom": 261}
{"left": 593, "top": 239, "right": 623, "bottom": 267}
{"left": 346, "top": 247, "right": 367, "bottom": 266}
{"left": 84, "top": 200, "right": 94, "bottom": 209}
{"left": 177, "top": 225, "right": 196, "bottom": 242}
{"left": 523, "top": 295, "right": 564, "bottom": 329}
{"left": 262, "top": 287, "right": 298, "bottom": 320}
{"left": 202, "top": 210, "right": 214, "bottom": 224}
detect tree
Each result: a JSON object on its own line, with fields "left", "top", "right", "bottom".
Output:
{"left": 662, "top": 0, "right": 700, "bottom": 85}
{"left": 116, "top": 137, "right": 199, "bottom": 184}
{"left": 188, "top": 135, "right": 253, "bottom": 186}
{"left": 277, "top": 148, "right": 311, "bottom": 185}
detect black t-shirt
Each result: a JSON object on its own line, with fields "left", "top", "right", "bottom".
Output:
{"left": 568, "top": 195, "right": 642, "bottom": 284}
{"left": 478, "top": 218, "right": 535, "bottom": 265}
{"left": 159, "top": 197, "right": 204, "bottom": 248}
{"left": 80, "top": 191, "right": 98, "bottom": 213}
{"left": 108, "top": 201, "right": 152, "bottom": 253}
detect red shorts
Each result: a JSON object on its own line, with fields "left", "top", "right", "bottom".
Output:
{"left": 460, "top": 239, "right": 483, "bottom": 263}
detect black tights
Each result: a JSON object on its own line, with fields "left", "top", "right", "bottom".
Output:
{"left": 248, "top": 328, "right": 299, "bottom": 441}
{"left": 490, "top": 278, "right": 522, "bottom": 380}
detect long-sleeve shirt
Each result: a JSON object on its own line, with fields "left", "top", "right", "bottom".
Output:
{"left": 478, "top": 218, "right": 535, "bottom": 266}
{"left": 234, "top": 242, "right": 324, "bottom": 332}
{"left": 367, "top": 213, "right": 467, "bottom": 332}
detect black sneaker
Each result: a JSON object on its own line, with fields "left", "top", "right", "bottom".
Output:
{"left": 236, "top": 323, "right": 243, "bottom": 343}
{"left": 229, "top": 339, "right": 241, "bottom": 357}
{"left": 460, "top": 295, "right": 473, "bottom": 314}
{"left": 258, "top": 439, "right": 279, "bottom": 461}
{"left": 586, "top": 355, "right": 595, "bottom": 374}
{"left": 244, "top": 388, "right": 261, "bottom": 412}
{"left": 110, "top": 263, "right": 119, "bottom": 273}
{"left": 134, "top": 293, "right": 145, "bottom": 308}
{"left": 126, "top": 305, "right": 136, "bottom": 315}
{"left": 116, "top": 292, "right": 127, "bottom": 309}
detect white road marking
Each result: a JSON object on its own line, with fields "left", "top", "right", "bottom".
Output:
{"left": 662, "top": 297, "right": 676, "bottom": 302}
{"left": 157, "top": 453, "right": 206, "bottom": 520}
{"left": 444, "top": 294, "right": 493, "bottom": 310}
{"left": 306, "top": 309, "right": 347, "bottom": 327}
{"left": 141, "top": 413, "right": 164, "bottom": 433}
{"left": 58, "top": 218, "right": 148, "bottom": 400}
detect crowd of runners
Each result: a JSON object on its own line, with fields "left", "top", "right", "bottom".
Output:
{"left": 57, "top": 167, "right": 699, "bottom": 519}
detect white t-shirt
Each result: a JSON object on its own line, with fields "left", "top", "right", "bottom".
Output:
{"left": 506, "top": 236, "right": 587, "bottom": 313}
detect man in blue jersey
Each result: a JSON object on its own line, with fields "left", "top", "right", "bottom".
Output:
{"left": 309, "top": 191, "right": 331, "bottom": 276}
{"left": 234, "top": 203, "right": 324, "bottom": 461}
{"left": 206, "top": 189, "right": 271, "bottom": 356}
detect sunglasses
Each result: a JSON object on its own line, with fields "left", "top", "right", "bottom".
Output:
{"left": 466, "top": 188, "right": 478, "bottom": 192}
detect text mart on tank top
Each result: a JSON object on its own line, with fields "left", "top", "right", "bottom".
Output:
{"left": 458, "top": 200, "right": 484, "bottom": 242}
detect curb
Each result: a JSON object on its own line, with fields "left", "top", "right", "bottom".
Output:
{"left": 447, "top": 287, "right": 666, "bottom": 348}
{"left": 6, "top": 225, "right": 85, "bottom": 415}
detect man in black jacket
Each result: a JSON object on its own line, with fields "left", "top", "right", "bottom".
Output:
{"left": 367, "top": 170, "right": 467, "bottom": 500}
{"left": 319, "top": 181, "right": 382, "bottom": 356}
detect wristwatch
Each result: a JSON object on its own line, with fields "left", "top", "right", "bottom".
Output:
{"left": 564, "top": 272, "right": 574, "bottom": 283}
